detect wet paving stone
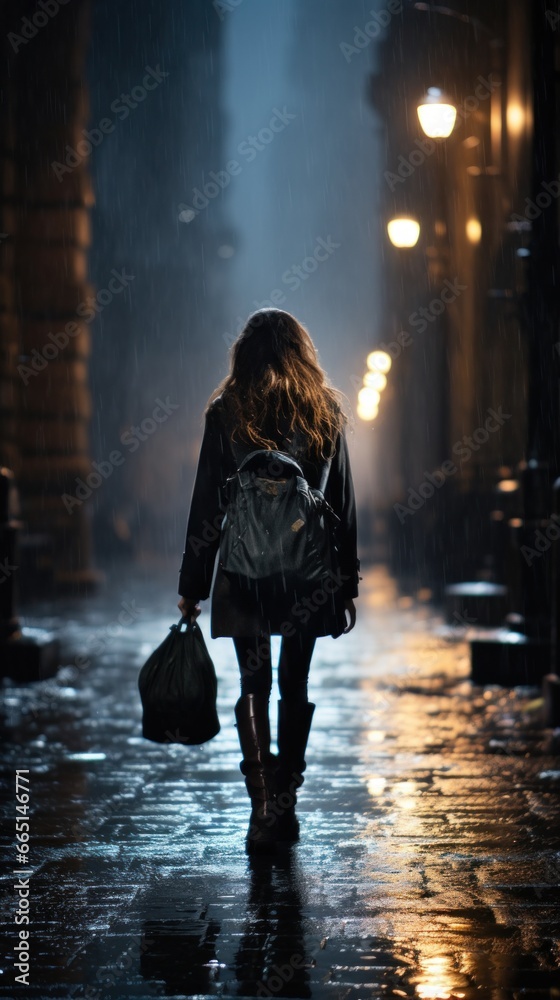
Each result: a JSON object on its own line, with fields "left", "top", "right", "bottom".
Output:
{"left": 1, "top": 564, "right": 560, "bottom": 998}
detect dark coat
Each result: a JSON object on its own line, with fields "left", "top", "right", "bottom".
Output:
{"left": 178, "top": 395, "right": 360, "bottom": 639}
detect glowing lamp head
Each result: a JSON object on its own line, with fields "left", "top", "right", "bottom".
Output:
{"left": 466, "top": 217, "right": 482, "bottom": 244}
{"left": 417, "top": 87, "right": 457, "bottom": 138}
{"left": 358, "top": 387, "right": 380, "bottom": 407}
{"left": 357, "top": 400, "right": 378, "bottom": 421}
{"left": 364, "top": 370, "right": 387, "bottom": 390}
{"left": 357, "top": 386, "right": 380, "bottom": 421}
{"left": 507, "top": 101, "right": 525, "bottom": 136}
{"left": 366, "top": 350, "right": 392, "bottom": 374}
{"left": 387, "top": 217, "right": 420, "bottom": 248}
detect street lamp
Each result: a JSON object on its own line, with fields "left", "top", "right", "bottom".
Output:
{"left": 357, "top": 364, "right": 389, "bottom": 421}
{"left": 357, "top": 386, "right": 379, "bottom": 421}
{"left": 357, "top": 401, "right": 378, "bottom": 421}
{"left": 364, "top": 370, "right": 387, "bottom": 390}
{"left": 417, "top": 87, "right": 457, "bottom": 139}
{"left": 506, "top": 100, "right": 525, "bottom": 137}
{"left": 358, "top": 388, "right": 380, "bottom": 420}
{"left": 367, "top": 350, "right": 392, "bottom": 374}
{"left": 466, "top": 217, "right": 482, "bottom": 244}
{"left": 359, "top": 387, "right": 380, "bottom": 408}
{"left": 387, "top": 217, "right": 420, "bottom": 248}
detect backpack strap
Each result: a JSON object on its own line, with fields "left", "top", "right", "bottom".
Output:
{"left": 236, "top": 449, "right": 304, "bottom": 478}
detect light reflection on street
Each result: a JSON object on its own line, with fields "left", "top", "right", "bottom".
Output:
{"left": 350, "top": 569, "right": 558, "bottom": 998}
{"left": 367, "top": 776, "right": 387, "bottom": 796}
{"left": 414, "top": 952, "right": 465, "bottom": 999}
{"left": 1, "top": 565, "right": 558, "bottom": 996}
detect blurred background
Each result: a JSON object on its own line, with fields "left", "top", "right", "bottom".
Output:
{"left": 1, "top": 0, "right": 559, "bottom": 683}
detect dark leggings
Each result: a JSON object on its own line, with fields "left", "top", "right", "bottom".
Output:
{"left": 233, "top": 633, "right": 316, "bottom": 703}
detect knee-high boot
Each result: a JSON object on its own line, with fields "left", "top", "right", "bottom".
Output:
{"left": 275, "top": 700, "right": 316, "bottom": 842}
{"left": 234, "top": 693, "right": 279, "bottom": 853}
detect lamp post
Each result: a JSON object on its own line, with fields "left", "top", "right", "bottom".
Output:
{"left": 415, "top": 87, "right": 456, "bottom": 287}
{"left": 415, "top": 90, "right": 456, "bottom": 479}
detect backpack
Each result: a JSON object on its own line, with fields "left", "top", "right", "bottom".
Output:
{"left": 218, "top": 448, "right": 340, "bottom": 600}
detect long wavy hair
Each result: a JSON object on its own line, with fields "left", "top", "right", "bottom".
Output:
{"left": 206, "top": 309, "right": 348, "bottom": 461}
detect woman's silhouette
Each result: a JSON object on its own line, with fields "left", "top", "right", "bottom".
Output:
{"left": 177, "top": 308, "right": 360, "bottom": 853}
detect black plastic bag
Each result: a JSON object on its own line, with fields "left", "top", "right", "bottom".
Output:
{"left": 138, "top": 617, "right": 220, "bottom": 745}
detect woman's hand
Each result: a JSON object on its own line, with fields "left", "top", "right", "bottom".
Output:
{"left": 342, "top": 598, "right": 356, "bottom": 633}
{"left": 177, "top": 596, "right": 201, "bottom": 622}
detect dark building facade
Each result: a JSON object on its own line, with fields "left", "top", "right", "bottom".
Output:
{"left": 370, "top": 1, "right": 558, "bottom": 593}
{"left": 1, "top": 0, "right": 97, "bottom": 594}
{"left": 0, "top": 1, "right": 230, "bottom": 594}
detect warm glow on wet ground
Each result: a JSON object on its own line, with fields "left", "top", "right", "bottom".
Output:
{"left": 1, "top": 564, "right": 559, "bottom": 998}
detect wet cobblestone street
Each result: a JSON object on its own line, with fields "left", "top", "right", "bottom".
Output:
{"left": 2, "top": 564, "right": 560, "bottom": 999}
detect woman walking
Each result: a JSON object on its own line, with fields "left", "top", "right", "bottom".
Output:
{"left": 177, "top": 308, "right": 360, "bottom": 853}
